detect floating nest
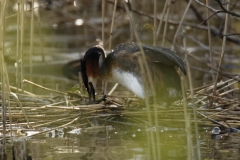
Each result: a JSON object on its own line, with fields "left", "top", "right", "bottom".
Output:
{"left": 1, "top": 76, "right": 240, "bottom": 138}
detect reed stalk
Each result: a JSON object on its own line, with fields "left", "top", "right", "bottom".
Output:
{"left": 10, "top": 92, "right": 30, "bottom": 126}
{"left": 161, "top": 0, "right": 170, "bottom": 47}
{"left": 124, "top": 1, "right": 160, "bottom": 159}
{"left": 36, "top": 11, "right": 44, "bottom": 62}
{"left": 156, "top": 0, "right": 168, "bottom": 40}
{"left": 109, "top": 0, "right": 117, "bottom": 50}
{"left": 171, "top": 0, "right": 193, "bottom": 50}
{"left": 16, "top": 0, "right": 20, "bottom": 90}
{"left": 27, "top": 117, "right": 79, "bottom": 137}
{"left": 180, "top": 2, "right": 199, "bottom": 158}
{"left": 184, "top": 40, "right": 201, "bottom": 160}
{"left": 20, "top": 0, "right": 25, "bottom": 91}
{"left": 213, "top": 1, "right": 229, "bottom": 92}
{"left": 153, "top": 0, "right": 157, "bottom": 45}
{"left": 107, "top": 0, "right": 118, "bottom": 95}
{"left": 206, "top": 0, "right": 214, "bottom": 82}
{"left": 181, "top": 75, "right": 192, "bottom": 160}
{"left": 23, "top": 79, "right": 67, "bottom": 95}
{"left": 0, "top": 0, "right": 7, "bottom": 157}
{"left": 29, "top": 0, "right": 35, "bottom": 90}
{"left": 102, "top": 0, "right": 106, "bottom": 47}
{"left": 4, "top": 62, "right": 15, "bottom": 153}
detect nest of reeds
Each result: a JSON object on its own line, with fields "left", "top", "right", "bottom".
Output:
{"left": 0, "top": 75, "right": 239, "bottom": 139}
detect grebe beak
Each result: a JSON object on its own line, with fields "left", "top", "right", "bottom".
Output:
{"left": 87, "top": 77, "right": 97, "bottom": 103}
{"left": 88, "top": 82, "right": 96, "bottom": 103}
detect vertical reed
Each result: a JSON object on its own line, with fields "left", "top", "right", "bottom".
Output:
{"left": 213, "top": 1, "right": 229, "bottom": 92}
{"left": 206, "top": 0, "right": 214, "bottom": 82}
{"left": 108, "top": 0, "right": 117, "bottom": 50}
{"left": 153, "top": 0, "right": 157, "bottom": 45}
{"left": 102, "top": 0, "right": 107, "bottom": 95}
{"left": 171, "top": 0, "right": 193, "bottom": 50}
{"left": 156, "top": 0, "right": 168, "bottom": 40}
{"left": 102, "top": 0, "right": 106, "bottom": 47}
{"left": 16, "top": 0, "right": 20, "bottom": 90}
{"left": 0, "top": 0, "right": 7, "bottom": 158}
{"left": 184, "top": 38, "right": 201, "bottom": 159}
{"left": 124, "top": 1, "right": 160, "bottom": 159}
{"left": 107, "top": 0, "right": 118, "bottom": 95}
{"left": 20, "top": 0, "right": 25, "bottom": 91}
{"left": 161, "top": 0, "right": 170, "bottom": 47}
{"left": 174, "top": 0, "right": 201, "bottom": 159}
{"left": 29, "top": 0, "right": 35, "bottom": 87}
{"left": 181, "top": 74, "right": 193, "bottom": 160}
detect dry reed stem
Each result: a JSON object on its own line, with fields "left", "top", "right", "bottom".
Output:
{"left": 5, "top": 3, "right": 47, "bottom": 19}
{"left": 109, "top": 0, "right": 117, "bottom": 50}
{"left": 106, "top": 0, "right": 119, "bottom": 96}
{"left": 185, "top": 43, "right": 201, "bottom": 160}
{"left": 206, "top": 0, "right": 214, "bottom": 82}
{"left": 181, "top": 74, "right": 193, "bottom": 160}
{"left": 43, "top": 104, "right": 104, "bottom": 110}
{"left": 29, "top": 0, "right": 35, "bottom": 89}
{"left": 10, "top": 92, "right": 30, "bottom": 127}
{"left": 124, "top": 2, "right": 159, "bottom": 159}
{"left": 195, "top": 92, "right": 240, "bottom": 105}
{"left": 0, "top": 0, "right": 10, "bottom": 156}
{"left": 156, "top": 0, "right": 168, "bottom": 40}
{"left": 20, "top": 0, "right": 25, "bottom": 91}
{"left": 196, "top": 111, "right": 240, "bottom": 132}
{"left": 107, "top": 83, "right": 119, "bottom": 95}
{"left": 171, "top": 0, "right": 193, "bottom": 50}
{"left": 213, "top": 1, "right": 229, "bottom": 92}
{"left": 106, "top": 94, "right": 138, "bottom": 98}
{"left": 196, "top": 77, "right": 236, "bottom": 93}
{"left": 199, "top": 104, "right": 239, "bottom": 121}
{"left": 16, "top": 0, "right": 20, "bottom": 91}
{"left": 32, "top": 99, "right": 79, "bottom": 110}
{"left": 153, "top": 0, "right": 157, "bottom": 46}
{"left": 27, "top": 117, "right": 79, "bottom": 137}
{"left": 102, "top": 0, "right": 106, "bottom": 47}
{"left": 194, "top": 77, "right": 239, "bottom": 104}
{"left": 32, "top": 113, "right": 83, "bottom": 128}
{"left": 217, "top": 79, "right": 239, "bottom": 92}
{"left": 161, "top": 0, "right": 170, "bottom": 47}
{"left": 220, "top": 88, "right": 239, "bottom": 96}
{"left": 0, "top": 83, "right": 35, "bottom": 95}
{"left": 23, "top": 79, "right": 66, "bottom": 95}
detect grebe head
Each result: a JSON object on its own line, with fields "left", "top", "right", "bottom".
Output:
{"left": 80, "top": 45, "right": 106, "bottom": 102}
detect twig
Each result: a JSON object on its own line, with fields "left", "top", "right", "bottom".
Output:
{"left": 107, "top": 83, "right": 119, "bottom": 95}
{"left": 194, "top": 91, "right": 239, "bottom": 105}
{"left": 27, "top": 117, "right": 79, "bottom": 137}
{"left": 199, "top": 104, "right": 239, "bottom": 121}
{"left": 0, "top": 83, "right": 35, "bottom": 95}
{"left": 215, "top": 0, "right": 240, "bottom": 18}
{"left": 32, "top": 114, "right": 83, "bottom": 128}
{"left": 23, "top": 79, "right": 67, "bottom": 95}
{"left": 197, "top": 111, "right": 240, "bottom": 133}
{"left": 10, "top": 92, "right": 30, "bottom": 127}
{"left": 156, "top": 0, "right": 168, "bottom": 39}
{"left": 194, "top": 0, "right": 218, "bottom": 12}
{"left": 171, "top": 0, "right": 193, "bottom": 50}
{"left": 213, "top": 1, "right": 229, "bottom": 93}
{"left": 161, "top": 0, "right": 170, "bottom": 47}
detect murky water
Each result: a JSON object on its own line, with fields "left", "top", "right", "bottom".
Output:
{"left": 5, "top": 107, "right": 240, "bottom": 159}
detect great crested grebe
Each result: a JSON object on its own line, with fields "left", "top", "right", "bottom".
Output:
{"left": 81, "top": 42, "right": 186, "bottom": 103}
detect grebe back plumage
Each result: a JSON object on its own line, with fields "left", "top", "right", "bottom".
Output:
{"left": 81, "top": 42, "right": 186, "bottom": 103}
